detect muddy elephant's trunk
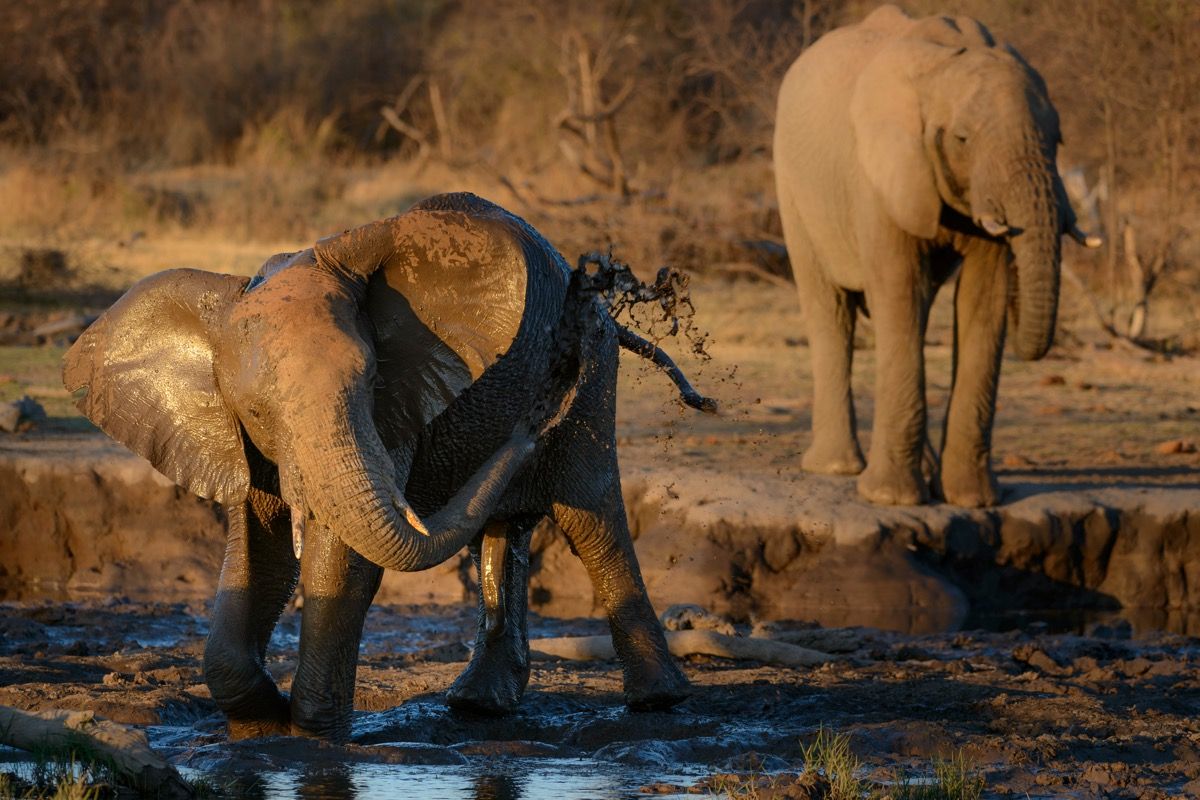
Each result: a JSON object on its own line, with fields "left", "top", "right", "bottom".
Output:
{"left": 1004, "top": 169, "right": 1062, "bottom": 361}
{"left": 288, "top": 397, "right": 533, "bottom": 572}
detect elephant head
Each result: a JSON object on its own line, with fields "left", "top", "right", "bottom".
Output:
{"left": 63, "top": 202, "right": 576, "bottom": 572}
{"left": 849, "top": 11, "right": 1097, "bottom": 360}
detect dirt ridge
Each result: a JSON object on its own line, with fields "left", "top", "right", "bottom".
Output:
{"left": 3, "top": 432, "right": 1196, "bottom": 631}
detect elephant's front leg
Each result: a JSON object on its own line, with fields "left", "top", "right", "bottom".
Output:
{"left": 554, "top": 478, "right": 690, "bottom": 710}
{"left": 204, "top": 491, "right": 298, "bottom": 739}
{"left": 785, "top": 216, "right": 865, "bottom": 475}
{"left": 858, "top": 248, "right": 933, "bottom": 505}
{"left": 290, "top": 519, "right": 383, "bottom": 741}
{"left": 939, "top": 243, "right": 1008, "bottom": 507}
{"left": 445, "top": 517, "right": 536, "bottom": 714}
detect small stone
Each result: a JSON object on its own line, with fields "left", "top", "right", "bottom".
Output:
{"left": 1155, "top": 439, "right": 1197, "bottom": 455}
{"left": 1039, "top": 374, "right": 1066, "bottom": 386}
{"left": 1002, "top": 453, "right": 1035, "bottom": 468}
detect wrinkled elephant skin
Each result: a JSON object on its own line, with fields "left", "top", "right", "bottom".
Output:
{"left": 63, "top": 193, "right": 696, "bottom": 742}
{"left": 775, "top": 5, "right": 1090, "bottom": 507}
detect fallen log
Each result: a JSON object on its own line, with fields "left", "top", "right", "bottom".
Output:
{"left": 0, "top": 706, "right": 192, "bottom": 797}
{"left": 530, "top": 629, "right": 835, "bottom": 668}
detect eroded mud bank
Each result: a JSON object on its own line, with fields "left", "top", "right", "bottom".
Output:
{"left": 2, "top": 432, "right": 1197, "bottom": 629}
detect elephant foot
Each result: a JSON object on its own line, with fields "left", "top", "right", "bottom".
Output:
{"left": 623, "top": 657, "right": 691, "bottom": 711}
{"left": 290, "top": 705, "right": 352, "bottom": 743}
{"left": 940, "top": 456, "right": 999, "bottom": 508}
{"left": 446, "top": 641, "right": 530, "bottom": 716}
{"left": 224, "top": 691, "right": 291, "bottom": 740}
{"left": 802, "top": 439, "right": 865, "bottom": 475}
{"left": 857, "top": 460, "right": 927, "bottom": 505}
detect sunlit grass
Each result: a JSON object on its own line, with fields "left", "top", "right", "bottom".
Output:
{"left": 702, "top": 728, "right": 985, "bottom": 800}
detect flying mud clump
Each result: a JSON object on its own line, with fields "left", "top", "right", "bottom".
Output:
{"left": 570, "top": 249, "right": 717, "bottom": 415}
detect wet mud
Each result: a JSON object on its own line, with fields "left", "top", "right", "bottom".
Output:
{"left": 2, "top": 600, "right": 1199, "bottom": 798}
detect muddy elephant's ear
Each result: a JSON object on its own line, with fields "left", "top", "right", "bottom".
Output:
{"left": 851, "top": 41, "right": 957, "bottom": 239}
{"left": 63, "top": 269, "right": 252, "bottom": 505}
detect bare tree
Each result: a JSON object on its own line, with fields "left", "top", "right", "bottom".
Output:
{"left": 555, "top": 26, "right": 637, "bottom": 196}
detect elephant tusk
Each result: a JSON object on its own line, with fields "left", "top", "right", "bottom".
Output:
{"left": 1068, "top": 224, "right": 1103, "bottom": 249}
{"left": 481, "top": 524, "right": 507, "bottom": 636}
{"left": 290, "top": 507, "right": 306, "bottom": 560}
{"left": 978, "top": 216, "right": 1010, "bottom": 237}
{"left": 402, "top": 504, "right": 431, "bottom": 537}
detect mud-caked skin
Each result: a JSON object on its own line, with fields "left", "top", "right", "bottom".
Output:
{"left": 63, "top": 193, "right": 696, "bottom": 743}
{"left": 775, "top": 5, "right": 1098, "bottom": 508}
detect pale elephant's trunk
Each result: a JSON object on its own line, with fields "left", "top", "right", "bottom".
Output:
{"left": 288, "top": 396, "right": 533, "bottom": 572}
{"left": 972, "top": 131, "right": 1062, "bottom": 362}
{"left": 1003, "top": 163, "right": 1062, "bottom": 361}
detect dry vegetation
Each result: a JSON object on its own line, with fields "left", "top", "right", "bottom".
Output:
{"left": 1, "top": 0, "right": 1197, "bottom": 348}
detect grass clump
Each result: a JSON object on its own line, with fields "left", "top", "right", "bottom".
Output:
{"left": 888, "top": 751, "right": 985, "bottom": 800}
{"left": 698, "top": 728, "right": 985, "bottom": 800}
{"left": 799, "top": 726, "right": 867, "bottom": 799}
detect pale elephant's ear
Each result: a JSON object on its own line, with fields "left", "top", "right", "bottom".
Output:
{"left": 63, "top": 268, "right": 251, "bottom": 504}
{"left": 850, "top": 41, "right": 957, "bottom": 239}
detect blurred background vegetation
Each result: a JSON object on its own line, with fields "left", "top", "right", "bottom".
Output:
{"left": 1, "top": 0, "right": 1197, "bottom": 347}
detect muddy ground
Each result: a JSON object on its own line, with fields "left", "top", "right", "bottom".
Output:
{"left": 1, "top": 600, "right": 1199, "bottom": 799}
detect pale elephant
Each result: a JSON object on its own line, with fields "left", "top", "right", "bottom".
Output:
{"left": 774, "top": 5, "right": 1098, "bottom": 507}
{"left": 63, "top": 193, "right": 710, "bottom": 742}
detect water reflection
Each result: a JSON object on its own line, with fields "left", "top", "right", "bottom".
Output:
{"left": 472, "top": 773, "right": 525, "bottom": 800}
{"left": 190, "top": 759, "right": 699, "bottom": 800}
{"left": 297, "top": 763, "right": 357, "bottom": 800}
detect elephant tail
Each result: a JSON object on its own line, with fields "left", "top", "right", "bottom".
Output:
{"left": 616, "top": 325, "right": 718, "bottom": 414}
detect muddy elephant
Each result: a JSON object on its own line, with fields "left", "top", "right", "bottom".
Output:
{"left": 774, "top": 6, "right": 1098, "bottom": 507}
{"left": 63, "top": 193, "right": 711, "bottom": 741}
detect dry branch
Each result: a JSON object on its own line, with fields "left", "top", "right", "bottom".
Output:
{"left": 0, "top": 705, "right": 192, "bottom": 797}
{"left": 712, "top": 262, "right": 793, "bottom": 289}
{"left": 530, "top": 630, "right": 835, "bottom": 668}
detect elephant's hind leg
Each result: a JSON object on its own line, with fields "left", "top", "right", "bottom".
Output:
{"left": 204, "top": 490, "right": 298, "bottom": 740}
{"left": 939, "top": 243, "right": 1007, "bottom": 507}
{"left": 553, "top": 480, "right": 690, "bottom": 710}
{"left": 786, "top": 219, "right": 865, "bottom": 475}
{"left": 446, "top": 516, "right": 537, "bottom": 715}
{"left": 290, "top": 520, "right": 383, "bottom": 742}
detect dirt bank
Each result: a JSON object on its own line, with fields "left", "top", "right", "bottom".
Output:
{"left": 2, "top": 279, "right": 1198, "bottom": 625}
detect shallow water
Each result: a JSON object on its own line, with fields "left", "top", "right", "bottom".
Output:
{"left": 0, "top": 749, "right": 702, "bottom": 800}
{"left": 199, "top": 759, "right": 702, "bottom": 800}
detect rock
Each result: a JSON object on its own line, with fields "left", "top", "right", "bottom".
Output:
{"left": 1039, "top": 374, "right": 1066, "bottom": 386}
{"left": 1001, "top": 453, "right": 1035, "bottom": 468}
{"left": 1155, "top": 439, "right": 1197, "bottom": 455}
{"left": 1012, "top": 645, "right": 1071, "bottom": 676}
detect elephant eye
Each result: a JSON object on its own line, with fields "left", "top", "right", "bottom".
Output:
{"left": 954, "top": 133, "right": 968, "bottom": 144}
